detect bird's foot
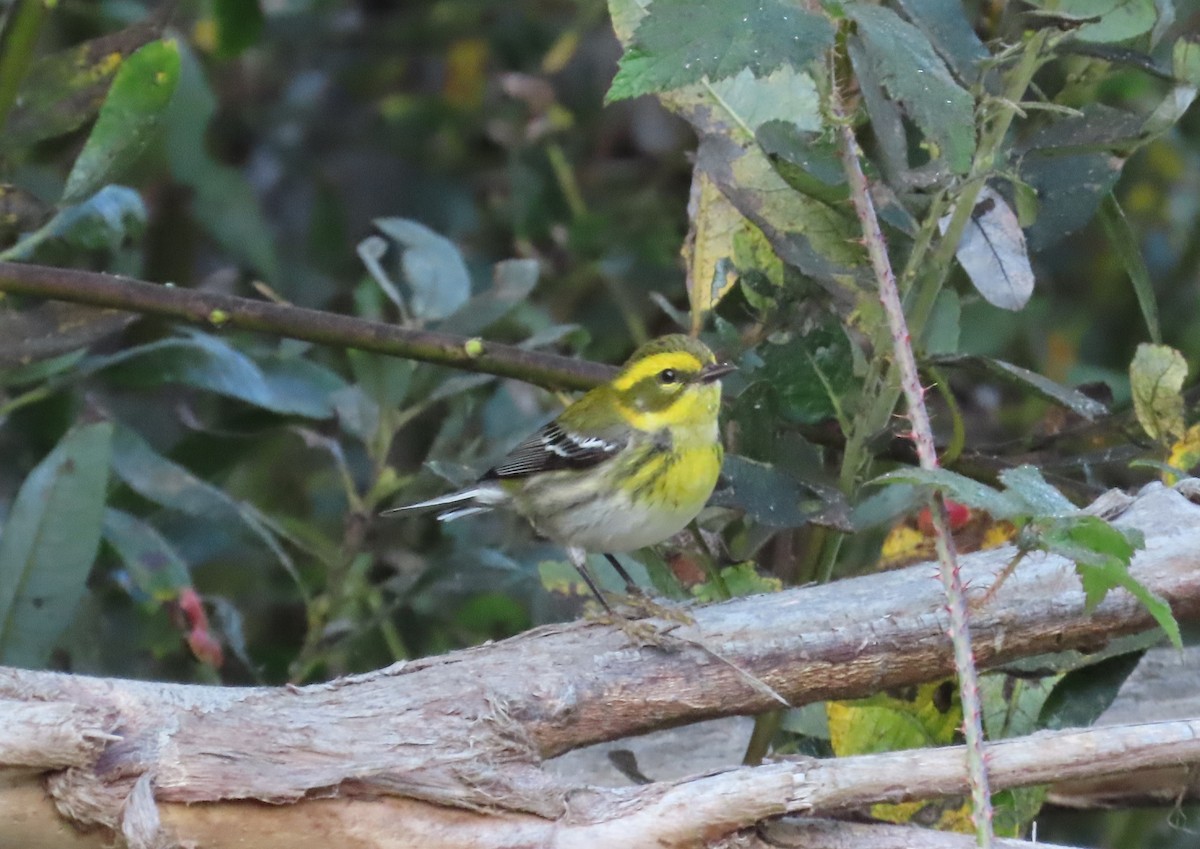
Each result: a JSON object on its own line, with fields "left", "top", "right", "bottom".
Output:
{"left": 585, "top": 593, "right": 694, "bottom": 648}
{"left": 613, "top": 592, "right": 694, "bottom": 625}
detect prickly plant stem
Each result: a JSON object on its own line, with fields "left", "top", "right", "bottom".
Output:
{"left": 832, "top": 87, "right": 995, "bottom": 847}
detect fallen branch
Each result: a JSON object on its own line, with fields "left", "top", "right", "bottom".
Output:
{"left": 1, "top": 482, "right": 1198, "bottom": 847}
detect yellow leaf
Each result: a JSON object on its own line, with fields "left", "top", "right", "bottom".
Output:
{"left": 828, "top": 680, "right": 971, "bottom": 829}
{"left": 444, "top": 38, "right": 488, "bottom": 110}
{"left": 1165, "top": 422, "right": 1200, "bottom": 485}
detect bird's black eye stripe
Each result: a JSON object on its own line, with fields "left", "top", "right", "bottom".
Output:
{"left": 658, "top": 368, "right": 678, "bottom": 384}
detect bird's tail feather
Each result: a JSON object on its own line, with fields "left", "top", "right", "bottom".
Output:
{"left": 382, "top": 484, "right": 506, "bottom": 522}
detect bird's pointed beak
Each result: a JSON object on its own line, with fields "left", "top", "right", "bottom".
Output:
{"left": 699, "top": 362, "right": 737, "bottom": 383}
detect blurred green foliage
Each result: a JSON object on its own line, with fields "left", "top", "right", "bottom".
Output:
{"left": 1, "top": 1, "right": 1200, "bottom": 844}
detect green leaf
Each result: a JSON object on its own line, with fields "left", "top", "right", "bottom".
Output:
{"left": 440, "top": 258, "right": 540, "bottom": 336}
{"left": 61, "top": 39, "right": 181, "bottom": 203}
{"left": 892, "top": 0, "right": 990, "bottom": 86}
{"left": 0, "top": 185, "right": 147, "bottom": 262}
{"left": 755, "top": 121, "right": 848, "bottom": 205}
{"left": 929, "top": 355, "right": 1109, "bottom": 420}
{"left": 1021, "top": 152, "right": 1122, "bottom": 252}
{"left": 1039, "top": 651, "right": 1142, "bottom": 731}
{"left": 1100, "top": 193, "right": 1160, "bottom": 343}
{"left": 753, "top": 323, "right": 855, "bottom": 425}
{"left": 0, "top": 423, "right": 113, "bottom": 667}
{"left": 109, "top": 426, "right": 304, "bottom": 593}
{"left": 1030, "top": 514, "right": 1177, "bottom": 647}
{"left": 94, "top": 333, "right": 337, "bottom": 418}
{"left": 710, "top": 454, "right": 846, "bottom": 528}
{"left": 1034, "top": 515, "right": 1140, "bottom": 570}
{"left": 980, "top": 672, "right": 1060, "bottom": 741}
{"left": 691, "top": 561, "right": 780, "bottom": 603}
{"left": 102, "top": 508, "right": 192, "bottom": 603}
{"left": 213, "top": 0, "right": 265, "bottom": 57}
{"left": 997, "top": 466, "right": 1078, "bottom": 516}
{"left": 607, "top": 0, "right": 834, "bottom": 102}
{"left": 1129, "top": 342, "right": 1187, "bottom": 443}
{"left": 846, "top": 4, "right": 975, "bottom": 174}
{"left": 1032, "top": 0, "right": 1156, "bottom": 43}
{"left": 872, "top": 467, "right": 1023, "bottom": 519}
{"left": 373, "top": 218, "right": 472, "bottom": 322}
{"left": 165, "top": 43, "right": 279, "bottom": 281}
{"left": 923, "top": 288, "right": 961, "bottom": 356}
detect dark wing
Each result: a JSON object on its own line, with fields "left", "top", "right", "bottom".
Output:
{"left": 481, "top": 421, "right": 625, "bottom": 480}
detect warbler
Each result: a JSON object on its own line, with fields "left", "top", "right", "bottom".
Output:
{"left": 385, "top": 334, "right": 735, "bottom": 607}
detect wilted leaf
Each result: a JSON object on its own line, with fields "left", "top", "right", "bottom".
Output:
{"left": 607, "top": 0, "right": 834, "bottom": 101}
{"left": 696, "top": 134, "right": 866, "bottom": 310}
{"left": 0, "top": 423, "right": 113, "bottom": 667}
{"left": 1129, "top": 342, "right": 1187, "bottom": 443}
{"left": 374, "top": 218, "right": 472, "bottom": 322}
{"left": 847, "top": 4, "right": 975, "bottom": 174}
{"left": 1165, "top": 423, "right": 1200, "bottom": 484}
{"left": 0, "top": 302, "right": 134, "bottom": 368}
{"left": 62, "top": 40, "right": 181, "bottom": 204}
{"left": 1, "top": 16, "right": 164, "bottom": 150}
{"left": 939, "top": 186, "right": 1034, "bottom": 311}
{"left": 829, "top": 681, "right": 972, "bottom": 830}
{"left": 683, "top": 171, "right": 742, "bottom": 333}
{"left": 703, "top": 65, "right": 822, "bottom": 135}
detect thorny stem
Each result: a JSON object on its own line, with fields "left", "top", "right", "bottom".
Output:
{"left": 838, "top": 30, "right": 1054, "bottom": 504}
{"left": 832, "top": 84, "right": 995, "bottom": 847}
{"left": 0, "top": 261, "right": 615, "bottom": 391}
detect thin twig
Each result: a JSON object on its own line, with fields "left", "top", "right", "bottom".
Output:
{"left": 0, "top": 261, "right": 615, "bottom": 390}
{"left": 831, "top": 82, "right": 995, "bottom": 846}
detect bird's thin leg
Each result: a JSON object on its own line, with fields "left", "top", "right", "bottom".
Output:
{"left": 603, "top": 553, "right": 641, "bottom": 594}
{"left": 568, "top": 547, "right": 612, "bottom": 613}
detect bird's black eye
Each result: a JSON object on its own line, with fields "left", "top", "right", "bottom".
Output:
{"left": 658, "top": 368, "right": 678, "bottom": 384}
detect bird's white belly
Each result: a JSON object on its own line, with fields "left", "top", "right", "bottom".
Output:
{"left": 538, "top": 490, "right": 697, "bottom": 552}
